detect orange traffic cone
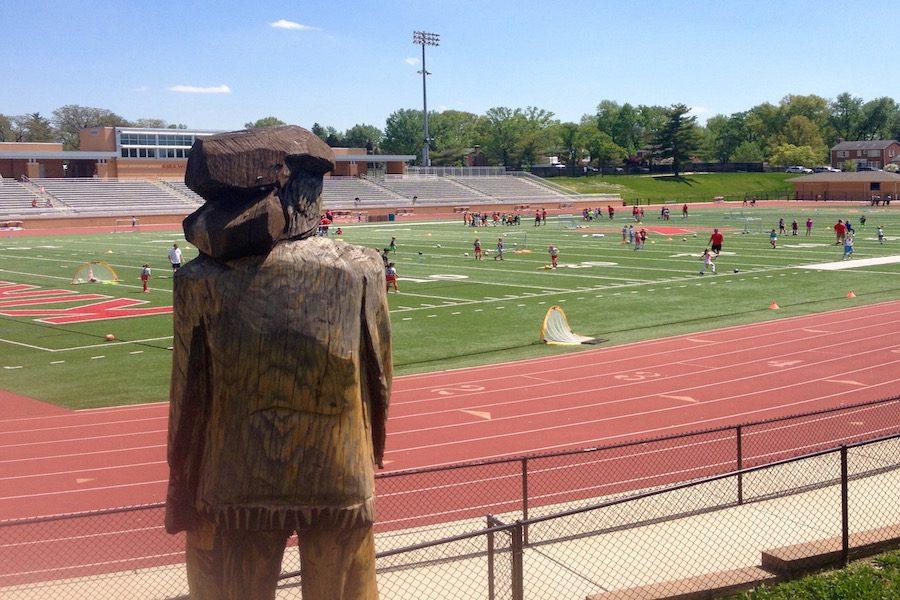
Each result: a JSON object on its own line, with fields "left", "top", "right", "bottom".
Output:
{"left": 846, "top": 291, "right": 856, "bottom": 299}
{"left": 769, "top": 301, "right": 780, "bottom": 310}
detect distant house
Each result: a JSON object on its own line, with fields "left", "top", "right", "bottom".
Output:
{"left": 830, "top": 139, "right": 900, "bottom": 170}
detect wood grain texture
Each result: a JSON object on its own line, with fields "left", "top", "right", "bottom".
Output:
{"left": 185, "top": 125, "right": 334, "bottom": 204}
{"left": 165, "top": 236, "right": 392, "bottom": 534}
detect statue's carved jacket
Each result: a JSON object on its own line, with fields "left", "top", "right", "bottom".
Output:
{"left": 164, "top": 237, "right": 391, "bottom": 533}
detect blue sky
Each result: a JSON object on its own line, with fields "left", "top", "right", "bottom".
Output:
{"left": 3, "top": 0, "right": 897, "bottom": 131}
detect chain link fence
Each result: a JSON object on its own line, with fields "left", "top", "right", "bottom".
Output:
{"left": 2, "top": 397, "right": 898, "bottom": 599}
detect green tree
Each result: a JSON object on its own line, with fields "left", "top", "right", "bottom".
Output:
{"left": 769, "top": 143, "right": 819, "bottom": 167}
{"left": 577, "top": 121, "right": 627, "bottom": 168}
{"left": 552, "top": 122, "right": 582, "bottom": 169}
{"left": 704, "top": 113, "right": 751, "bottom": 162}
{"left": 244, "top": 116, "right": 286, "bottom": 129}
{"left": 594, "top": 100, "right": 643, "bottom": 155}
{"left": 429, "top": 110, "right": 481, "bottom": 165}
{"left": 381, "top": 109, "right": 423, "bottom": 160}
{"left": 857, "top": 97, "right": 899, "bottom": 140}
{"left": 0, "top": 114, "right": 14, "bottom": 142}
{"left": 841, "top": 159, "right": 856, "bottom": 172}
{"left": 829, "top": 93, "right": 864, "bottom": 140}
{"left": 343, "top": 123, "right": 383, "bottom": 149}
{"left": 652, "top": 104, "right": 701, "bottom": 177}
{"left": 780, "top": 115, "right": 826, "bottom": 160}
{"left": 12, "top": 113, "right": 56, "bottom": 143}
{"left": 730, "top": 140, "right": 766, "bottom": 162}
{"left": 132, "top": 118, "right": 168, "bottom": 128}
{"left": 52, "top": 105, "right": 129, "bottom": 149}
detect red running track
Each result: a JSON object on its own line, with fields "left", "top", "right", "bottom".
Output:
{"left": 2, "top": 301, "right": 900, "bottom": 586}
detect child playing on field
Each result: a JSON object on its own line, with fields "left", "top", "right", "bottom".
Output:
{"left": 140, "top": 264, "right": 151, "bottom": 293}
{"left": 769, "top": 229, "right": 778, "bottom": 249}
{"left": 806, "top": 217, "right": 813, "bottom": 236}
{"left": 494, "top": 237, "right": 504, "bottom": 260}
{"left": 778, "top": 218, "right": 786, "bottom": 235}
{"left": 877, "top": 225, "right": 885, "bottom": 244}
{"left": 473, "top": 238, "right": 483, "bottom": 260}
{"left": 843, "top": 234, "right": 854, "bottom": 260}
{"left": 621, "top": 224, "right": 628, "bottom": 243}
{"left": 791, "top": 219, "right": 798, "bottom": 235}
{"left": 700, "top": 249, "right": 716, "bottom": 275}
{"left": 548, "top": 244, "right": 559, "bottom": 268}
{"left": 385, "top": 262, "right": 399, "bottom": 292}
{"left": 388, "top": 237, "right": 397, "bottom": 253}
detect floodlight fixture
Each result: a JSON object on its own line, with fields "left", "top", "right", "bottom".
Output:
{"left": 412, "top": 30, "right": 440, "bottom": 166}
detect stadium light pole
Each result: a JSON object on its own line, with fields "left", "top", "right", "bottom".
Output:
{"left": 413, "top": 30, "right": 439, "bottom": 167}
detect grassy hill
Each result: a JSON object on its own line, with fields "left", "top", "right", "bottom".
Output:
{"left": 552, "top": 172, "right": 795, "bottom": 203}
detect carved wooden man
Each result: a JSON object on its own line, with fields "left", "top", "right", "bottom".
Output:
{"left": 164, "top": 126, "right": 391, "bottom": 600}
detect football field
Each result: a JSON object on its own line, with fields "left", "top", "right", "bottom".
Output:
{"left": 1, "top": 202, "right": 899, "bottom": 409}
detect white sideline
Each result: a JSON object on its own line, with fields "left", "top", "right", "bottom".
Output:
{"left": 803, "top": 255, "right": 900, "bottom": 271}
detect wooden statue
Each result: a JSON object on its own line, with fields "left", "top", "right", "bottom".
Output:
{"left": 164, "top": 126, "right": 392, "bottom": 600}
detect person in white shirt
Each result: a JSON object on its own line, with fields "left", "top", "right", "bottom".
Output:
{"left": 168, "top": 243, "right": 183, "bottom": 272}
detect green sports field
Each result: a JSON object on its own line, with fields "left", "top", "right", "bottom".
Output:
{"left": 1, "top": 203, "right": 898, "bottom": 409}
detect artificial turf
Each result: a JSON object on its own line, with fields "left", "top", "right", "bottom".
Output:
{"left": 0, "top": 202, "right": 898, "bottom": 409}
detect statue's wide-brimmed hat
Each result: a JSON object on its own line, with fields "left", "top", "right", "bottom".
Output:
{"left": 185, "top": 125, "right": 334, "bottom": 203}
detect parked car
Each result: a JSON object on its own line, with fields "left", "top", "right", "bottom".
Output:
{"left": 812, "top": 166, "right": 841, "bottom": 173}
{"left": 785, "top": 165, "right": 813, "bottom": 174}
{"left": 857, "top": 165, "right": 882, "bottom": 172}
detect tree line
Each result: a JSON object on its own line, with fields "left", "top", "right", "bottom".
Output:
{"left": 4, "top": 93, "right": 899, "bottom": 170}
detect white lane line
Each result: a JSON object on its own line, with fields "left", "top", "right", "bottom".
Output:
{"left": 50, "top": 360, "right": 65, "bottom": 365}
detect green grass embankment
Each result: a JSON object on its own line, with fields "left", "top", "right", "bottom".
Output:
{"left": 553, "top": 172, "right": 795, "bottom": 203}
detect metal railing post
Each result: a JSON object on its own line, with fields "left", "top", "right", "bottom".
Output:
{"left": 736, "top": 425, "right": 744, "bottom": 505}
{"left": 841, "top": 445, "right": 849, "bottom": 566}
{"left": 521, "top": 457, "right": 530, "bottom": 546}
{"left": 486, "top": 515, "right": 495, "bottom": 600}
{"left": 511, "top": 522, "right": 525, "bottom": 600}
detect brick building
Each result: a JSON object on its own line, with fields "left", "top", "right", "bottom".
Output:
{"left": 0, "top": 126, "right": 413, "bottom": 180}
{"left": 830, "top": 140, "right": 900, "bottom": 170}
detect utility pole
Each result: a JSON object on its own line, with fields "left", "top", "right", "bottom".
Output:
{"left": 412, "top": 30, "right": 439, "bottom": 167}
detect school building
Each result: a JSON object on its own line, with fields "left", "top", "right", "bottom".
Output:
{"left": 790, "top": 171, "right": 900, "bottom": 201}
{"left": 0, "top": 127, "right": 414, "bottom": 180}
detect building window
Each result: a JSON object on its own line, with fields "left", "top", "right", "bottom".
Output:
{"left": 868, "top": 150, "right": 881, "bottom": 157}
{"left": 121, "top": 148, "right": 128, "bottom": 158}
{"left": 837, "top": 150, "right": 848, "bottom": 158}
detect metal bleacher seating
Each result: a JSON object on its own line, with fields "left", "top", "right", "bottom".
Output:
{"left": 376, "top": 176, "right": 487, "bottom": 203}
{"left": 321, "top": 177, "right": 404, "bottom": 208}
{"left": 451, "top": 175, "right": 569, "bottom": 199}
{"left": 159, "top": 179, "right": 205, "bottom": 204}
{"left": 32, "top": 178, "right": 200, "bottom": 215}
{"left": 0, "top": 179, "right": 59, "bottom": 218}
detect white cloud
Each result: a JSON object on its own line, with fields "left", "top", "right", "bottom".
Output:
{"left": 404, "top": 57, "right": 420, "bottom": 66}
{"left": 269, "top": 19, "right": 315, "bottom": 31}
{"left": 168, "top": 84, "right": 232, "bottom": 94}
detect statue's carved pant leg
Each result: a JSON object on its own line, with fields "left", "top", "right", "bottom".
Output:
{"left": 298, "top": 523, "right": 378, "bottom": 600}
{"left": 185, "top": 518, "right": 289, "bottom": 600}
{"left": 185, "top": 518, "right": 378, "bottom": 600}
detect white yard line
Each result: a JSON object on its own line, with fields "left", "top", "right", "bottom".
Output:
{"left": 0, "top": 336, "right": 173, "bottom": 353}
{"left": 803, "top": 255, "right": 900, "bottom": 271}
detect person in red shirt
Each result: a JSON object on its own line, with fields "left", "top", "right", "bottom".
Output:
{"left": 541, "top": 208, "right": 547, "bottom": 224}
{"left": 834, "top": 220, "right": 846, "bottom": 245}
{"left": 607, "top": 205, "right": 614, "bottom": 220}
{"left": 709, "top": 228, "right": 724, "bottom": 255}
{"left": 682, "top": 204, "right": 689, "bottom": 218}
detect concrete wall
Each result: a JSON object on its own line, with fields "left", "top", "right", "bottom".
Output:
{"left": 79, "top": 127, "right": 117, "bottom": 151}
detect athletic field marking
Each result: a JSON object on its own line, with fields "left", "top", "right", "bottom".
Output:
{"left": 825, "top": 379, "right": 867, "bottom": 387}
{"left": 659, "top": 394, "right": 698, "bottom": 404}
{"left": 0, "top": 336, "right": 174, "bottom": 353}
{"left": 0, "top": 460, "right": 166, "bottom": 482}
{"left": 804, "top": 255, "right": 900, "bottom": 270}
{"left": 129, "top": 350, "right": 143, "bottom": 355}
{"left": 90, "top": 356, "right": 105, "bottom": 360}
{"left": 390, "top": 316, "right": 898, "bottom": 409}
{"left": 49, "top": 360, "right": 65, "bottom": 365}
{"left": 0, "top": 478, "right": 169, "bottom": 502}
{"left": 0, "top": 428, "right": 168, "bottom": 450}
{"left": 767, "top": 359, "right": 803, "bottom": 367}
{"left": 3, "top": 365, "right": 22, "bottom": 369}
{"left": 803, "top": 328, "right": 830, "bottom": 333}
{"left": 0, "top": 443, "right": 167, "bottom": 464}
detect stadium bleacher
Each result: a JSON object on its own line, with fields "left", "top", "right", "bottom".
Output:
{"left": 31, "top": 178, "right": 200, "bottom": 215}
{"left": 321, "top": 177, "right": 404, "bottom": 208}
{"left": 0, "top": 179, "right": 59, "bottom": 217}
{"left": 377, "top": 176, "right": 488, "bottom": 202}
{"left": 0, "top": 172, "right": 585, "bottom": 219}
{"left": 452, "top": 175, "right": 569, "bottom": 199}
